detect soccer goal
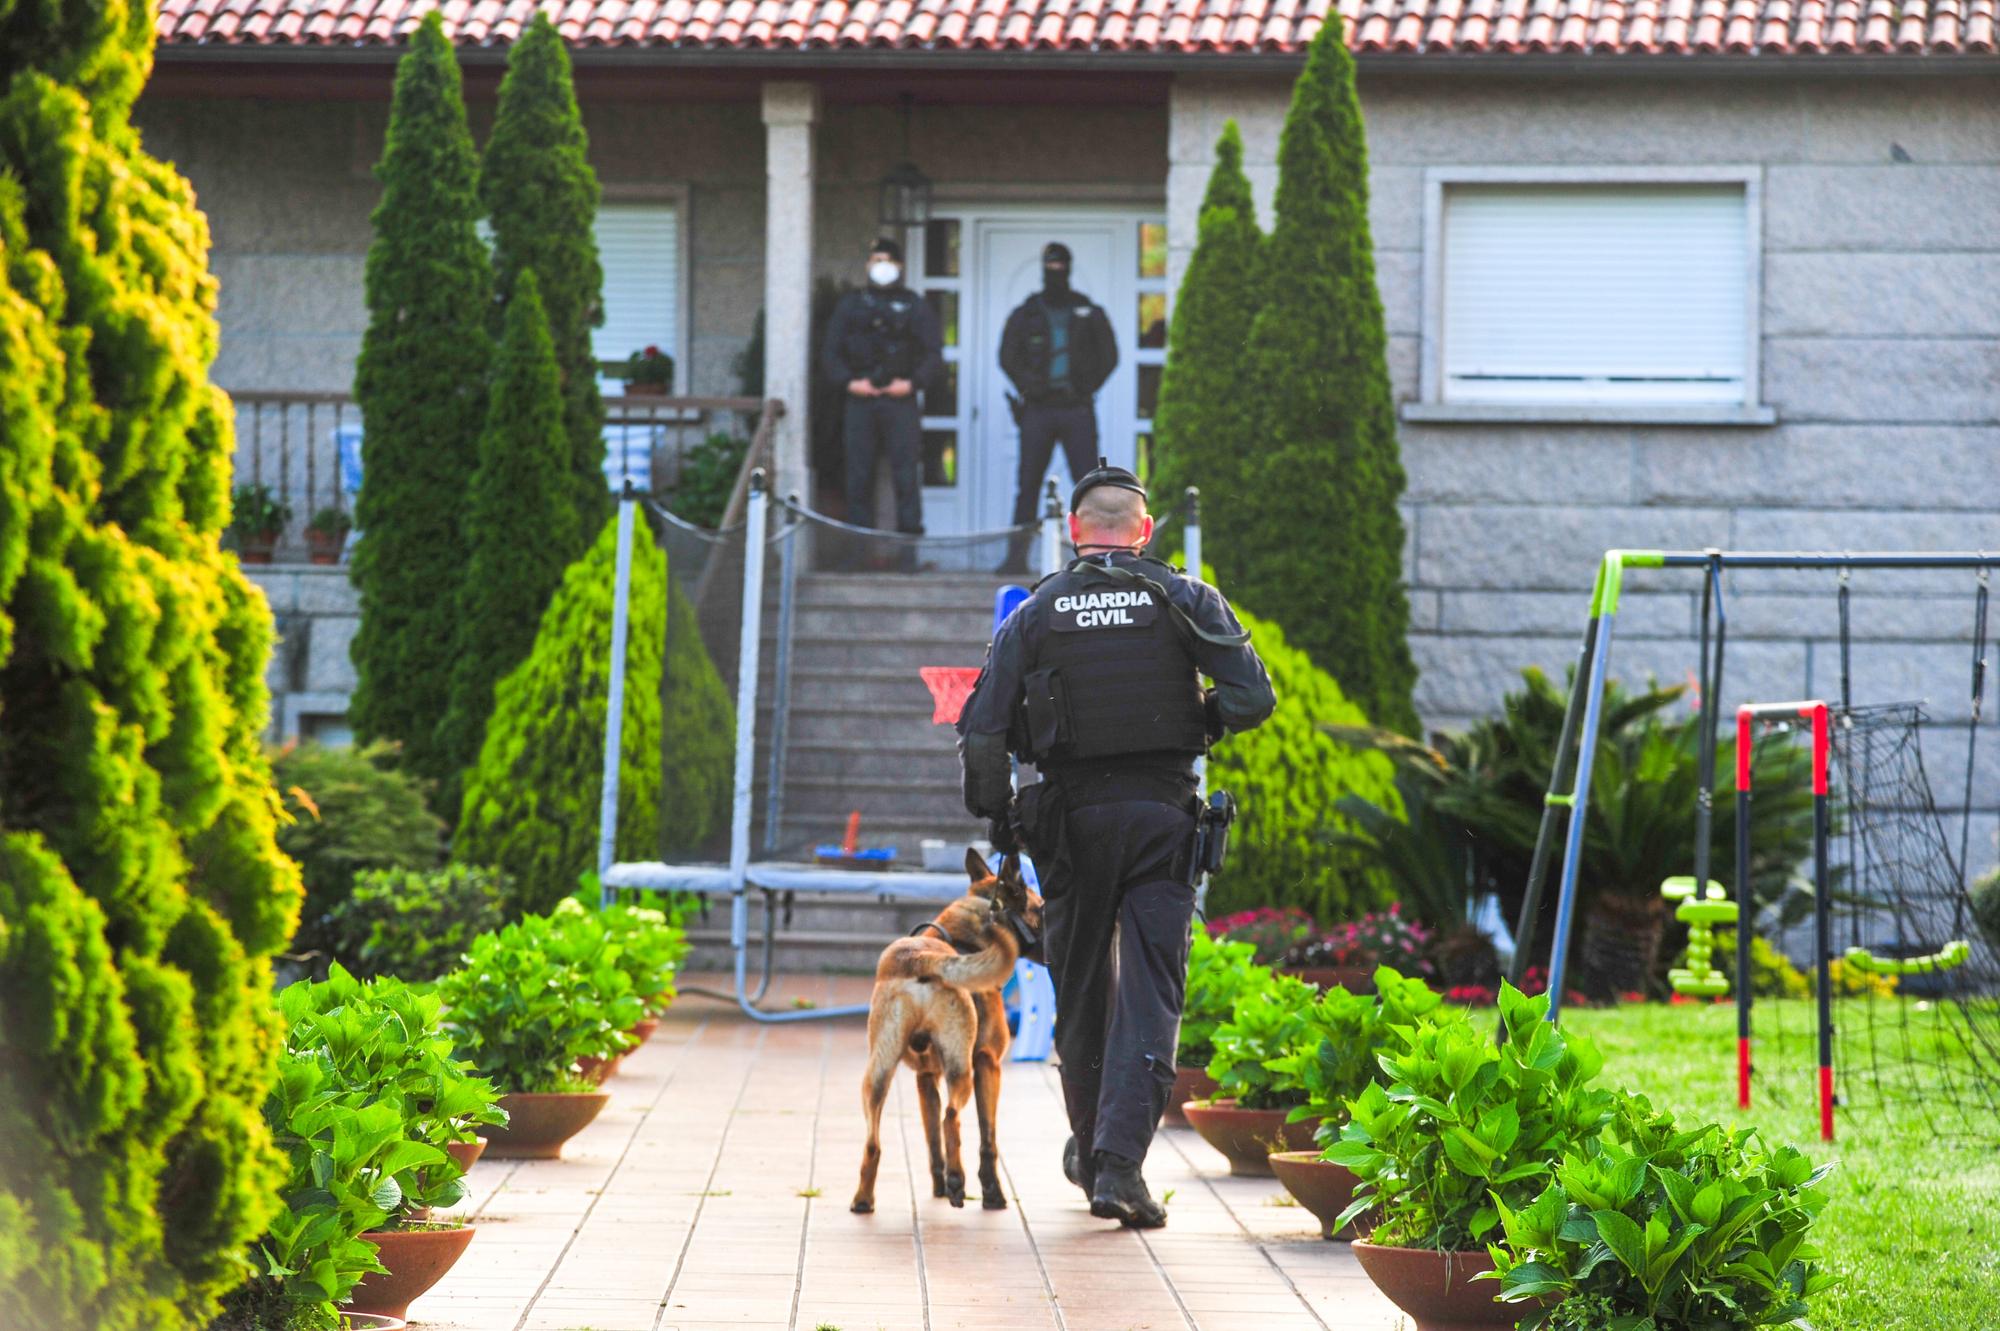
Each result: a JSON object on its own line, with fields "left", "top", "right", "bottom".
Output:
{"left": 1514, "top": 549, "right": 2000, "bottom": 1140}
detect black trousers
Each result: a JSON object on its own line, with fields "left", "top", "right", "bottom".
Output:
{"left": 1041, "top": 795, "right": 1198, "bottom": 1165}
{"left": 1010, "top": 402, "right": 1099, "bottom": 528}
{"left": 843, "top": 396, "right": 924, "bottom": 535}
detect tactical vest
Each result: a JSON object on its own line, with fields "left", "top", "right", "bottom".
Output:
{"left": 1018, "top": 558, "right": 1210, "bottom": 766}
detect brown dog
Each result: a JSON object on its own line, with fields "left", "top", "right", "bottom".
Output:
{"left": 851, "top": 849, "right": 1044, "bottom": 1214}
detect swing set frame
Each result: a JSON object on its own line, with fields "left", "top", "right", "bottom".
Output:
{"left": 1508, "top": 551, "right": 1999, "bottom": 1099}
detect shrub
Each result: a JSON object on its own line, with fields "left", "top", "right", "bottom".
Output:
{"left": 1206, "top": 905, "right": 1316, "bottom": 965}
{"left": 1322, "top": 906, "right": 1434, "bottom": 977}
{"left": 1232, "top": 12, "right": 1418, "bottom": 734}
{"left": 666, "top": 431, "right": 752, "bottom": 528}
{"left": 1970, "top": 868, "right": 2000, "bottom": 953}
{"left": 1703, "top": 929, "right": 1808, "bottom": 999}
{"left": 456, "top": 515, "right": 732, "bottom": 915}
{"left": 0, "top": 18, "right": 303, "bottom": 1325}
{"left": 1488, "top": 1093, "right": 1833, "bottom": 1330}
{"left": 1207, "top": 606, "right": 1403, "bottom": 920}
{"left": 1327, "top": 983, "right": 1617, "bottom": 1249}
{"left": 1178, "top": 931, "right": 1269, "bottom": 1068}
{"left": 479, "top": 12, "right": 609, "bottom": 545}
{"left": 326, "top": 865, "right": 510, "bottom": 981}
{"left": 273, "top": 741, "right": 445, "bottom": 958}
{"left": 350, "top": 13, "right": 495, "bottom": 790}
{"left": 436, "top": 270, "right": 582, "bottom": 816}
{"left": 1204, "top": 971, "right": 1322, "bottom": 1110}
{"left": 436, "top": 912, "right": 644, "bottom": 1092}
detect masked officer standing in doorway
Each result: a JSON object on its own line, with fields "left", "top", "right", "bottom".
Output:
{"left": 821, "top": 238, "right": 943, "bottom": 569}
{"left": 954, "top": 462, "right": 1274, "bottom": 1227}
{"left": 995, "top": 243, "right": 1119, "bottom": 574}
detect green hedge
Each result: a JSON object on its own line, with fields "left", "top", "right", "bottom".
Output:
{"left": 0, "top": 17, "right": 303, "bottom": 1324}
{"left": 1206, "top": 604, "right": 1403, "bottom": 921}
{"left": 455, "top": 516, "right": 732, "bottom": 914}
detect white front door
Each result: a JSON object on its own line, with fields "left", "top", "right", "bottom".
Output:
{"left": 908, "top": 207, "right": 1168, "bottom": 539}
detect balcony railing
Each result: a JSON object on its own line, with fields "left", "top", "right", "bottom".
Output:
{"left": 228, "top": 390, "right": 766, "bottom": 562}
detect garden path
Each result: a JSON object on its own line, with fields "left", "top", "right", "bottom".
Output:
{"left": 418, "top": 973, "right": 1407, "bottom": 1331}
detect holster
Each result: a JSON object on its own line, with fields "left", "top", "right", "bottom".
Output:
{"left": 1009, "top": 780, "right": 1063, "bottom": 866}
{"left": 1190, "top": 789, "right": 1237, "bottom": 883}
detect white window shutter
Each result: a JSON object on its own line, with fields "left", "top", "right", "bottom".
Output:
{"left": 1441, "top": 185, "right": 1748, "bottom": 405}
{"left": 594, "top": 203, "right": 681, "bottom": 391}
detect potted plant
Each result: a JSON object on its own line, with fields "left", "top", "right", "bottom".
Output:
{"left": 1171, "top": 931, "right": 1265, "bottom": 1123}
{"left": 1265, "top": 966, "right": 1452, "bottom": 1239}
{"left": 306, "top": 506, "right": 352, "bottom": 564}
{"left": 1327, "top": 983, "right": 1615, "bottom": 1331}
{"left": 436, "top": 909, "right": 643, "bottom": 1158}
{"left": 617, "top": 344, "right": 675, "bottom": 396}
{"left": 590, "top": 897, "right": 689, "bottom": 1041}
{"left": 1485, "top": 1094, "right": 1834, "bottom": 1331}
{"left": 1184, "top": 972, "right": 1322, "bottom": 1175}
{"left": 229, "top": 482, "right": 291, "bottom": 563}
{"left": 268, "top": 967, "right": 505, "bottom": 1322}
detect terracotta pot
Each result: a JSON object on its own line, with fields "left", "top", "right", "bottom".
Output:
{"left": 1352, "top": 1242, "right": 1533, "bottom": 1331}
{"left": 340, "top": 1315, "right": 406, "bottom": 1331}
{"left": 1283, "top": 964, "right": 1376, "bottom": 993}
{"left": 350, "top": 1224, "right": 476, "bottom": 1320}
{"left": 237, "top": 533, "right": 279, "bottom": 565}
{"left": 628, "top": 1016, "right": 661, "bottom": 1044}
{"left": 305, "top": 528, "right": 345, "bottom": 564}
{"left": 1268, "top": 1151, "right": 1371, "bottom": 1240}
{"left": 1164, "top": 1065, "right": 1217, "bottom": 1125}
{"left": 576, "top": 1050, "right": 626, "bottom": 1084}
{"left": 445, "top": 1136, "right": 487, "bottom": 1173}
{"left": 1181, "top": 1098, "right": 1317, "bottom": 1177}
{"left": 484, "top": 1091, "right": 609, "bottom": 1159}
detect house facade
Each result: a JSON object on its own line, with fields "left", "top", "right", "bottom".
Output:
{"left": 139, "top": 0, "right": 2000, "bottom": 861}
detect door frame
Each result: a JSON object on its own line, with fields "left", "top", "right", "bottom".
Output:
{"left": 902, "top": 201, "right": 1168, "bottom": 537}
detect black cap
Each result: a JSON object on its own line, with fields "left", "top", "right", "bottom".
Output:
{"left": 870, "top": 237, "right": 904, "bottom": 263}
{"left": 1069, "top": 455, "right": 1147, "bottom": 512}
{"left": 1042, "top": 242, "right": 1072, "bottom": 267}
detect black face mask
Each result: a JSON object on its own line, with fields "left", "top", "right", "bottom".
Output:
{"left": 1042, "top": 264, "right": 1071, "bottom": 298}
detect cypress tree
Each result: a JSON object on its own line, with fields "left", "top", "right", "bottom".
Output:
{"left": 479, "top": 13, "right": 608, "bottom": 548}
{"left": 0, "top": 13, "right": 303, "bottom": 1326}
{"left": 1235, "top": 14, "right": 1421, "bottom": 735}
{"left": 436, "top": 270, "right": 581, "bottom": 816}
{"left": 455, "top": 518, "right": 733, "bottom": 915}
{"left": 1149, "top": 120, "right": 1263, "bottom": 554}
{"left": 349, "top": 14, "right": 494, "bottom": 788}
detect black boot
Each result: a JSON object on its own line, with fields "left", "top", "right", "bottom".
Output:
{"left": 1062, "top": 1135, "right": 1094, "bottom": 1197}
{"left": 1089, "top": 1152, "right": 1167, "bottom": 1228}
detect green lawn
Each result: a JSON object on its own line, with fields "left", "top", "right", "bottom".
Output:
{"left": 1563, "top": 1000, "right": 2000, "bottom": 1331}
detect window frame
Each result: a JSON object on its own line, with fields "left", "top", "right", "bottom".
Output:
{"left": 597, "top": 183, "right": 693, "bottom": 396}
{"left": 1408, "top": 165, "right": 1774, "bottom": 427}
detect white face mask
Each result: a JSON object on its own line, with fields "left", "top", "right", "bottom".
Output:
{"left": 868, "top": 261, "right": 900, "bottom": 287}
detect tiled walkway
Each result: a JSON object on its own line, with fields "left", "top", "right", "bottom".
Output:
{"left": 418, "top": 974, "right": 1407, "bottom": 1331}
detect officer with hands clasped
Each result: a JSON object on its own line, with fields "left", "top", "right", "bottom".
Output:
{"left": 820, "top": 237, "right": 944, "bottom": 567}
{"left": 954, "top": 461, "right": 1275, "bottom": 1227}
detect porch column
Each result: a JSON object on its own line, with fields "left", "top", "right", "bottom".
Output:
{"left": 761, "top": 81, "right": 819, "bottom": 504}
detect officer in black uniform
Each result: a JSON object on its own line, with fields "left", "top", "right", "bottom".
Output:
{"left": 820, "top": 238, "right": 943, "bottom": 566}
{"left": 954, "top": 461, "right": 1275, "bottom": 1227}
{"left": 995, "top": 243, "right": 1119, "bottom": 574}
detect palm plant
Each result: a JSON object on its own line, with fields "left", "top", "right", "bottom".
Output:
{"left": 1330, "top": 668, "right": 1819, "bottom": 995}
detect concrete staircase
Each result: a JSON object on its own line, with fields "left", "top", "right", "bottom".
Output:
{"left": 688, "top": 570, "right": 1019, "bottom": 972}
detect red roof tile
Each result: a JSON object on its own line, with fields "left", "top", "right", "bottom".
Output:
{"left": 153, "top": 0, "right": 1999, "bottom": 54}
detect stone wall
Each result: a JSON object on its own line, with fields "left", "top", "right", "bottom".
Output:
{"left": 1168, "top": 71, "right": 2000, "bottom": 869}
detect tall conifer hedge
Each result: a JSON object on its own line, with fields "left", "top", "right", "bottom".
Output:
{"left": 1149, "top": 121, "right": 1262, "bottom": 551}
{"left": 349, "top": 14, "right": 493, "bottom": 788}
{"left": 479, "top": 13, "right": 608, "bottom": 547}
{"left": 436, "top": 271, "right": 580, "bottom": 814}
{"left": 0, "top": 13, "right": 303, "bottom": 1325}
{"left": 455, "top": 518, "right": 732, "bottom": 915}
{"left": 1235, "top": 15, "right": 1421, "bottom": 735}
